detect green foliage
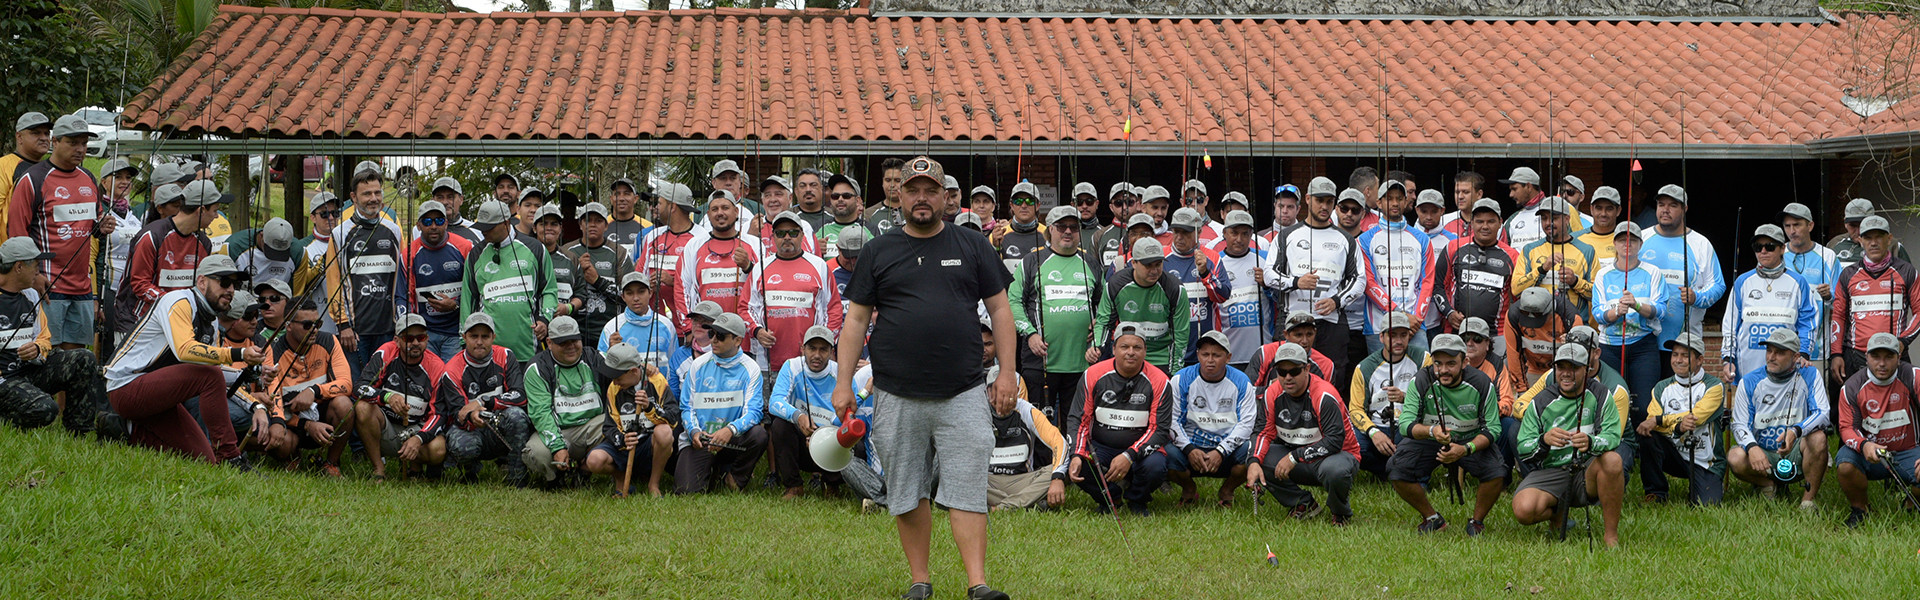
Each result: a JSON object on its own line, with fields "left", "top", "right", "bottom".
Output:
{"left": 0, "top": 0, "right": 139, "bottom": 124}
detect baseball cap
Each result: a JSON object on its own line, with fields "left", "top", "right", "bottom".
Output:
{"left": 620, "top": 270, "right": 650, "bottom": 290}
{"left": 418, "top": 200, "right": 448, "bottom": 218}
{"left": 1762, "top": 328, "right": 1800, "bottom": 353}
{"left": 827, "top": 173, "right": 863, "bottom": 198}
{"left": 1337, "top": 188, "right": 1368, "bottom": 208}
{"left": 1284, "top": 310, "right": 1317, "bottom": 330}
{"left": 1109, "top": 182, "right": 1133, "bottom": 200}
{"left": 14, "top": 112, "right": 50, "bottom": 132}
{"left": 1500, "top": 167, "right": 1542, "bottom": 187}
{"left": 660, "top": 182, "right": 695, "bottom": 209}
{"left": 1844, "top": 198, "right": 1875, "bottom": 223}
{"left": 1011, "top": 181, "right": 1040, "bottom": 201}
{"left": 1415, "top": 189, "right": 1445, "bottom": 208}
{"left": 901, "top": 156, "right": 945, "bottom": 187}
{"left": 969, "top": 185, "right": 996, "bottom": 202}
{"left": 709, "top": 313, "right": 748, "bottom": 338}
{"left": 1045, "top": 205, "right": 1080, "bottom": 226}
{"left": 1471, "top": 198, "right": 1502, "bottom": 215}
{"left": 1779, "top": 202, "right": 1815, "bottom": 223}
{"left": 837, "top": 227, "right": 868, "bottom": 254}
{"left": 1566, "top": 325, "right": 1599, "bottom": 348}
{"left": 706, "top": 189, "right": 736, "bottom": 208}
{"left": 490, "top": 171, "right": 520, "bottom": 188}
{"left": 1382, "top": 311, "right": 1414, "bottom": 332}
{"left": 804, "top": 325, "right": 836, "bottom": 346}
{"left": 0, "top": 238, "right": 52, "bottom": 264}
{"left": 462, "top": 312, "right": 497, "bottom": 334}
{"left": 1510, "top": 287, "right": 1554, "bottom": 329}
{"left": 1125, "top": 213, "right": 1156, "bottom": 230}
{"left": 1538, "top": 196, "right": 1572, "bottom": 216}
{"left": 1553, "top": 343, "right": 1589, "bottom": 367}
{"left": 181, "top": 180, "right": 229, "bottom": 207}
{"left": 769, "top": 210, "right": 804, "bottom": 228}
{"left": 101, "top": 158, "right": 137, "bottom": 178}
{"left": 1223, "top": 210, "right": 1254, "bottom": 229}
{"left": 1867, "top": 332, "right": 1903, "bottom": 354}
{"left": 1197, "top": 330, "right": 1231, "bottom": 352}
{"left": 1860, "top": 215, "right": 1892, "bottom": 236}
{"left": 222, "top": 290, "right": 257, "bottom": 320}
{"left": 579, "top": 202, "right": 610, "bottom": 221}
{"left": 610, "top": 177, "right": 639, "bottom": 193}
{"left": 944, "top": 175, "right": 960, "bottom": 191}
{"left": 1270, "top": 342, "right": 1309, "bottom": 366}
{"left": 153, "top": 184, "right": 184, "bottom": 206}
{"left": 1429, "top": 333, "right": 1467, "bottom": 356}
{"left": 1460, "top": 317, "right": 1492, "bottom": 341}
{"left": 761, "top": 175, "right": 791, "bottom": 192}
{"left": 431, "top": 177, "right": 462, "bottom": 196}
{"left": 473, "top": 200, "right": 512, "bottom": 228}
{"left": 690, "top": 300, "right": 724, "bottom": 323}
{"left": 353, "top": 160, "right": 382, "bottom": 178}
{"left": 1170, "top": 207, "right": 1206, "bottom": 231}
{"left": 1590, "top": 186, "right": 1621, "bottom": 205}
{"left": 1664, "top": 332, "right": 1707, "bottom": 355}
{"left": 1131, "top": 238, "right": 1165, "bottom": 263}
{"left": 1376, "top": 178, "right": 1407, "bottom": 200}
{"left": 1560, "top": 175, "right": 1585, "bottom": 194}
{"left": 517, "top": 186, "right": 545, "bottom": 203}
{"left": 308, "top": 191, "right": 339, "bottom": 214}
{"left": 1656, "top": 184, "right": 1688, "bottom": 206}
{"left": 1221, "top": 191, "right": 1249, "bottom": 209}
{"left": 1072, "top": 182, "right": 1097, "bottom": 199}
{"left": 1181, "top": 179, "right": 1207, "bottom": 196}
{"left": 955, "top": 212, "right": 985, "bottom": 230}
{"left": 548, "top": 316, "right": 583, "bottom": 342}
{"left": 260, "top": 218, "right": 296, "bottom": 253}
{"left": 710, "top": 159, "right": 745, "bottom": 179}
{"left": 1752, "top": 224, "right": 1787, "bottom": 245}
{"left": 1615, "top": 221, "right": 1646, "bottom": 241}
{"left": 195, "top": 254, "right": 242, "bottom": 278}
{"left": 533, "top": 204, "right": 562, "bottom": 223}
{"left": 602, "top": 343, "right": 645, "bottom": 372}
{"left": 254, "top": 278, "right": 292, "bottom": 299}
{"left": 1142, "top": 185, "right": 1172, "bottom": 204}
{"left": 151, "top": 163, "right": 181, "bottom": 189}
{"left": 48, "top": 114, "right": 96, "bottom": 139}
{"left": 1306, "top": 177, "right": 1338, "bottom": 198}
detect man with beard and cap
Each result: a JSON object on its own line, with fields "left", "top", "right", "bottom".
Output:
{"left": 407, "top": 177, "right": 479, "bottom": 244}
{"left": 793, "top": 168, "right": 832, "bottom": 229}
{"left": 1094, "top": 182, "right": 1139, "bottom": 269}
{"left": 1835, "top": 332, "right": 1920, "bottom": 528}
{"left": 562, "top": 202, "right": 634, "bottom": 340}
{"left": 633, "top": 183, "right": 699, "bottom": 332}
{"left": 1058, "top": 327, "right": 1173, "bottom": 516}
{"left": 745, "top": 211, "right": 843, "bottom": 377}
{"left": 1721, "top": 224, "right": 1820, "bottom": 391}
{"left": 1166, "top": 331, "right": 1260, "bottom": 508}
{"left": 605, "top": 177, "right": 652, "bottom": 248}
{"left": 1068, "top": 182, "right": 1102, "bottom": 251}
{"left": 990, "top": 181, "right": 1049, "bottom": 277}
{"left": 862, "top": 157, "right": 905, "bottom": 236}
{"left": 106, "top": 255, "right": 266, "bottom": 466}
{"left": 1511, "top": 343, "right": 1626, "bottom": 547}
{"left": 676, "top": 312, "right": 768, "bottom": 494}
{"left": 1728, "top": 329, "right": 1830, "bottom": 507}
{"left": 9, "top": 113, "right": 118, "bottom": 350}
{"left": 1245, "top": 342, "right": 1360, "bottom": 525}
{"left": 522, "top": 315, "right": 611, "bottom": 487}
{"left": 1248, "top": 310, "right": 1337, "bottom": 385}
{"left": 1830, "top": 214, "right": 1920, "bottom": 384}
{"left": 1434, "top": 198, "right": 1517, "bottom": 351}
{"left": 1140, "top": 185, "right": 1176, "bottom": 247}
{"left": 765, "top": 326, "right": 851, "bottom": 499}
{"left": 1456, "top": 317, "right": 1502, "bottom": 379}
{"left": 676, "top": 190, "right": 762, "bottom": 331}
{"left": 1635, "top": 332, "right": 1727, "bottom": 505}
{"left": 408, "top": 200, "right": 475, "bottom": 361}
{"left": 1095, "top": 238, "right": 1190, "bottom": 374}
{"left": 1263, "top": 177, "right": 1364, "bottom": 381}
{"left": 1638, "top": 184, "right": 1726, "bottom": 365}
{"left": 261, "top": 299, "right": 355, "bottom": 476}
{"left": 441, "top": 312, "right": 533, "bottom": 487}
{"left": 815, "top": 172, "right": 865, "bottom": 260}
{"left": 1009, "top": 205, "right": 1103, "bottom": 426}
{"left": 1511, "top": 195, "right": 1597, "bottom": 313}
{"left": 748, "top": 176, "right": 816, "bottom": 257}
{"left": 352, "top": 313, "right": 450, "bottom": 481}
{"left": 117, "top": 180, "right": 220, "bottom": 332}
{"left": 1830, "top": 198, "right": 1910, "bottom": 270}
{"left": 461, "top": 200, "right": 558, "bottom": 361}
{"left": 1390, "top": 333, "right": 1508, "bottom": 536}
{"left": 1347, "top": 310, "right": 1426, "bottom": 481}
{"left": 1574, "top": 186, "right": 1626, "bottom": 266}
{"left": 1498, "top": 167, "right": 1587, "bottom": 250}
{"left": 1512, "top": 325, "right": 1633, "bottom": 471}
{"left": 0, "top": 112, "right": 51, "bottom": 234}
{"left": 1164, "top": 207, "right": 1230, "bottom": 367}
{"left": 488, "top": 171, "right": 520, "bottom": 205}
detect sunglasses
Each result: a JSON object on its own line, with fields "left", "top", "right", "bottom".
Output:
{"left": 829, "top": 192, "right": 859, "bottom": 200}
{"left": 1272, "top": 366, "right": 1304, "bottom": 378}
{"left": 1752, "top": 243, "right": 1782, "bottom": 252}
{"left": 400, "top": 333, "right": 429, "bottom": 342}
{"left": 419, "top": 217, "right": 446, "bottom": 226}
{"left": 290, "top": 319, "right": 319, "bottom": 329}
{"left": 258, "top": 294, "right": 285, "bottom": 304}
{"left": 1113, "top": 199, "right": 1137, "bottom": 207}
{"left": 772, "top": 229, "right": 804, "bottom": 238}
{"left": 313, "top": 210, "right": 342, "bottom": 219}
{"left": 1338, "top": 205, "right": 1365, "bottom": 214}
{"left": 1010, "top": 196, "right": 1038, "bottom": 206}
{"left": 1072, "top": 198, "right": 1098, "bottom": 206}
{"left": 213, "top": 275, "right": 246, "bottom": 289}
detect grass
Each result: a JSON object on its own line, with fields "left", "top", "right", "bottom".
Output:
{"left": 3, "top": 427, "right": 1917, "bottom": 599}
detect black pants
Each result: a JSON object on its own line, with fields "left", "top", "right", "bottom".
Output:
{"left": 1021, "top": 369, "right": 1081, "bottom": 431}
{"left": 767, "top": 417, "right": 843, "bottom": 488}
{"left": 674, "top": 424, "right": 769, "bottom": 494}
{"left": 1640, "top": 433, "right": 1724, "bottom": 505}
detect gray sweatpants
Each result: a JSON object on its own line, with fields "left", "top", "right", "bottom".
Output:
{"left": 870, "top": 384, "right": 992, "bottom": 516}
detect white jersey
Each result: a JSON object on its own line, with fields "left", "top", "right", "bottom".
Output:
{"left": 1213, "top": 246, "right": 1268, "bottom": 363}
{"left": 1168, "top": 366, "right": 1259, "bottom": 454}
{"left": 1719, "top": 270, "right": 1819, "bottom": 378}
{"left": 1637, "top": 229, "right": 1726, "bottom": 344}
{"left": 1502, "top": 203, "right": 1591, "bottom": 250}
{"left": 1261, "top": 223, "right": 1363, "bottom": 324}
{"left": 1650, "top": 373, "right": 1725, "bottom": 470}
{"left": 235, "top": 247, "right": 296, "bottom": 288}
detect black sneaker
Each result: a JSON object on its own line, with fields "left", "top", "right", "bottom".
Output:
{"left": 967, "top": 584, "right": 1011, "bottom": 600}
{"left": 1128, "top": 503, "right": 1153, "bottom": 517}
{"left": 1845, "top": 507, "right": 1869, "bottom": 529}
{"left": 94, "top": 411, "right": 131, "bottom": 444}
{"left": 1330, "top": 513, "right": 1351, "bottom": 526}
{"left": 225, "top": 454, "right": 255, "bottom": 473}
{"left": 1288, "top": 499, "right": 1324, "bottom": 521}
{"left": 901, "top": 582, "right": 933, "bottom": 600}
{"left": 762, "top": 473, "right": 781, "bottom": 490}
{"left": 461, "top": 464, "right": 481, "bottom": 485}
{"left": 1466, "top": 519, "right": 1486, "bottom": 537}
{"left": 1416, "top": 513, "right": 1448, "bottom": 534}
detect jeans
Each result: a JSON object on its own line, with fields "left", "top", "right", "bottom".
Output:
{"left": 426, "top": 330, "right": 464, "bottom": 362}
{"left": 1076, "top": 440, "right": 1169, "bottom": 510}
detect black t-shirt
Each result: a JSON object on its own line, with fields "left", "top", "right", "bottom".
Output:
{"left": 847, "top": 224, "right": 1010, "bottom": 398}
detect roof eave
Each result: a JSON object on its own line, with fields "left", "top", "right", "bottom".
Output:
{"left": 1804, "top": 130, "right": 1920, "bottom": 156}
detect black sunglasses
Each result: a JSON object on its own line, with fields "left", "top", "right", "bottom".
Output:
{"left": 1338, "top": 205, "right": 1365, "bottom": 213}
{"left": 1272, "top": 366, "right": 1304, "bottom": 378}
{"left": 290, "top": 319, "right": 319, "bottom": 329}
{"left": 419, "top": 217, "right": 446, "bottom": 226}
{"left": 829, "top": 192, "right": 859, "bottom": 200}
{"left": 258, "top": 294, "right": 286, "bottom": 303}
{"left": 1752, "top": 243, "right": 1782, "bottom": 252}
{"left": 1072, "top": 198, "right": 1098, "bottom": 206}
{"left": 772, "top": 229, "right": 804, "bottom": 238}
{"left": 312, "top": 209, "right": 341, "bottom": 219}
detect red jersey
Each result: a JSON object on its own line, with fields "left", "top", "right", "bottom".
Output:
{"left": 1250, "top": 374, "right": 1361, "bottom": 464}
{"left": 674, "top": 231, "right": 762, "bottom": 329}
{"left": 744, "top": 253, "right": 844, "bottom": 367}
{"left": 116, "top": 217, "right": 210, "bottom": 330}
{"left": 753, "top": 219, "right": 817, "bottom": 258}
{"left": 7, "top": 161, "right": 102, "bottom": 295}
{"left": 637, "top": 225, "right": 698, "bottom": 331}
{"left": 1246, "top": 342, "right": 1336, "bottom": 387}
{"left": 1839, "top": 363, "right": 1919, "bottom": 453}
{"left": 1831, "top": 258, "right": 1920, "bottom": 355}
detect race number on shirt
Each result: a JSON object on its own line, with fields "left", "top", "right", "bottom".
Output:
{"left": 1095, "top": 406, "right": 1147, "bottom": 428}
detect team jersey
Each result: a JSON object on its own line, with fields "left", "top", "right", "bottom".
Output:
{"left": 105, "top": 289, "right": 237, "bottom": 391}
{"left": 745, "top": 253, "right": 844, "bottom": 369}
{"left": 1092, "top": 267, "right": 1190, "bottom": 370}
{"left": 0, "top": 289, "right": 50, "bottom": 377}
{"left": 105, "top": 205, "right": 138, "bottom": 294}
{"left": 1590, "top": 260, "right": 1670, "bottom": 346}
{"left": 1433, "top": 237, "right": 1519, "bottom": 337}
{"left": 1262, "top": 222, "right": 1364, "bottom": 324}
{"left": 794, "top": 209, "right": 834, "bottom": 232}
{"left": 1512, "top": 364, "right": 1633, "bottom": 432}
{"left": 815, "top": 220, "right": 863, "bottom": 259}
{"left": 1637, "top": 229, "right": 1726, "bottom": 344}
{"left": 1061, "top": 359, "right": 1172, "bottom": 461}
{"left": 598, "top": 308, "right": 680, "bottom": 371}
{"left": 206, "top": 213, "right": 232, "bottom": 248}
{"left": 1719, "top": 269, "right": 1819, "bottom": 375}
{"left": 1355, "top": 222, "right": 1436, "bottom": 335}
{"left": 438, "top": 346, "right": 526, "bottom": 428}
{"left": 292, "top": 232, "right": 336, "bottom": 332}
{"left": 410, "top": 218, "right": 481, "bottom": 247}
{"left": 1244, "top": 342, "right": 1336, "bottom": 387}
{"left": 219, "top": 332, "right": 278, "bottom": 418}
{"left": 1010, "top": 250, "right": 1103, "bottom": 374}
{"left": 1729, "top": 366, "right": 1828, "bottom": 451}
{"left": 1501, "top": 297, "right": 1584, "bottom": 409}
{"left": 1785, "top": 243, "right": 1841, "bottom": 360}
{"left": 525, "top": 347, "right": 609, "bottom": 451}
{"left": 1574, "top": 227, "right": 1622, "bottom": 267}
{"left": 325, "top": 216, "right": 407, "bottom": 337}
{"left": 992, "top": 220, "right": 1048, "bottom": 277}
{"left": 261, "top": 332, "right": 354, "bottom": 423}
{"left": 750, "top": 218, "right": 817, "bottom": 259}
{"left": 1500, "top": 193, "right": 1589, "bottom": 250}
{"left": 634, "top": 225, "right": 699, "bottom": 325}
{"left": 545, "top": 246, "right": 575, "bottom": 303}
{"left": 233, "top": 245, "right": 297, "bottom": 290}
{"left": 1838, "top": 363, "right": 1919, "bottom": 453}
{"left": 766, "top": 356, "right": 839, "bottom": 427}
{"left": 561, "top": 240, "right": 632, "bottom": 337}
{"left": 862, "top": 203, "right": 903, "bottom": 238}
{"left": 1515, "top": 385, "right": 1623, "bottom": 469}
{"left": 0, "top": 152, "right": 33, "bottom": 234}
{"left": 1168, "top": 365, "right": 1259, "bottom": 455}
{"left": 1213, "top": 245, "right": 1270, "bottom": 362}
{"left": 459, "top": 237, "right": 558, "bottom": 360}
{"left": 1163, "top": 246, "right": 1230, "bottom": 364}
{"left": 1646, "top": 371, "right": 1726, "bottom": 471}
{"left": 1832, "top": 233, "right": 1911, "bottom": 271}
{"left": 406, "top": 235, "right": 473, "bottom": 335}
{"left": 358, "top": 341, "right": 448, "bottom": 442}
{"left": 1093, "top": 224, "right": 1130, "bottom": 272}
{"left": 1250, "top": 373, "right": 1359, "bottom": 465}
{"left": 1399, "top": 365, "right": 1501, "bottom": 443}
{"left": 115, "top": 220, "right": 211, "bottom": 331}
{"left": 675, "top": 350, "right": 764, "bottom": 449}
{"left": 1512, "top": 236, "right": 1598, "bottom": 307}
{"left": 1831, "top": 257, "right": 1920, "bottom": 355}
{"left": 8, "top": 161, "right": 103, "bottom": 296}
{"left": 606, "top": 216, "right": 649, "bottom": 249}
{"left": 992, "top": 399, "right": 1067, "bottom": 476}
{"left": 1347, "top": 347, "right": 1427, "bottom": 433}
{"left": 675, "top": 231, "right": 762, "bottom": 328}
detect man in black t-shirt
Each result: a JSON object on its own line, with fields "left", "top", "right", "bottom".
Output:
{"left": 834, "top": 156, "right": 1016, "bottom": 600}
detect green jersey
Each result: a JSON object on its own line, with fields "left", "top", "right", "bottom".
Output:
{"left": 524, "top": 351, "right": 607, "bottom": 452}
{"left": 1400, "top": 365, "right": 1501, "bottom": 443}
{"left": 816, "top": 221, "right": 861, "bottom": 259}
{"left": 1009, "top": 251, "right": 1102, "bottom": 373}
{"left": 1516, "top": 384, "right": 1624, "bottom": 469}
{"left": 460, "top": 238, "right": 559, "bottom": 359}
{"left": 1093, "top": 267, "right": 1190, "bottom": 371}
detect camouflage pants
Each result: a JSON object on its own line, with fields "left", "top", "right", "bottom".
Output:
{"left": 0, "top": 350, "right": 100, "bottom": 434}
{"left": 446, "top": 406, "right": 530, "bottom": 484}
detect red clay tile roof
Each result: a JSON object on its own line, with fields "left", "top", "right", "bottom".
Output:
{"left": 124, "top": 7, "right": 1920, "bottom": 150}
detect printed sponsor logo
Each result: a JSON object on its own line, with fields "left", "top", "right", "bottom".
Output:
{"left": 941, "top": 259, "right": 962, "bottom": 267}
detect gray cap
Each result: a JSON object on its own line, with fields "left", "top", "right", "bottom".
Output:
{"left": 603, "top": 343, "right": 645, "bottom": 372}
{"left": 431, "top": 177, "right": 462, "bottom": 196}
{"left": 1109, "top": 182, "right": 1133, "bottom": 200}
{"left": 260, "top": 218, "right": 295, "bottom": 252}
{"left": 1779, "top": 202, "right": 1814, "bottom": 223}
{"left": 1664, "top": 332, "right": 1707, "bottom": 355}
{"left": 1337, "top": 187, "right": 1368, "bottom": 208}
{"left": 1538, "top": 195, "right": 1572, "bottom": 216}
{"left": 1511, "top": 287, "right": 1554, "bottom": 328}
{"left": 1615, "top": 221, "right": 1647, "bottom": 241}
{"left": 101, "top": 157, "right": 137, "bottom": 177}
{"left": 1285, "top": 310, "right": 1317, "bottom": 330}
{"left": 308, "top": 191, "right": 339, "bottom": 213}
{"left": 195, "top": 254, "right": 242, "bottom": 278}
{"left": 1270, "top": 342, "right": 1310, "bottom": 366}
{"left": 223, "top": 290, "right": 257, "bottom": 320}
{"left": 1752, "top": 224, "right": 1787, "bottom": 245}
{"left": 153, "top": 184, "right": 184, "bottom": 206}
{"left": 710, "top": 159, "right": 745, "bottom": 179}
{"left": 955, "top": 212, "right": 985, "bottom": 229}
{"left": 1590, "top": 186, "right": 1621, "bottom": 205}
{"left": 1382, "top": 310, "right": 1414, "bottom": 332}
{"left": 1170, "top": 207, "right": 1206, "bottom": 231}
{"left": 1376, "top": 178, "right": 1407, "bottom": 200}
{"left": 1471, "top": 197, "right": 1502, "bottom": 215}
{"left": 1182, "top": 179, "right": 1207, "bottom": 196}
{"left": 1130, "top": 238, "right": 1165, "bottom": 262}
{"left": 151, "top": 163, "right": 182, "bottom": 188}
{"left": 181, "top": 180, "right": 228, "bottom": 207}
{"left": 1860, "top": 215, "right": 1892, "bottom": 236}
{"left": 804, "top": 325, "right": 836, "bottom": 346}
{"left": 490, "top": 171, "right": 520, "bottom": 188}
{"left": 690, "top": 300, "right": 724, "bottom": 322}
{"left": 1566, "top": 325, "right": 1598, "bottom": 348}
{"left": 761, "top": 175, "right": 791, "bottom": 192}
{"left": 418, "top": 200, "right": 448, "bottom": 218}
{"left": 969, "top": 185, "right": 996, "bottom": 202}
{"left": 1460, "top": 316, "right": 1493, "bottom": 340}
{"left": 1045, "top": 205, "right": 1080, "bottom": 226}
{"left": 619, "top": 270, "right": 650, "bottom": 290}
{"left": 48, "top": 114, "right": 96, "bottom": 139}
{"left": 1553, "top": 343, "right": 1590, "bottom": 367}
{"left": 1223, "top": 210, "right": 1254, "bottom": 229}
{"left": 944, "top": 175, "right": 960, "bottom": 191}
{"left": 836, "top": 226, "right": 868, "bottom": 253}
{"left": 1125, "top": 213, "right": 1156, "bottom": 229}
{"left": 660, "top": 182, "right": 696, "bottom": 209}
{"left": 1656, "top": 184, "right": 1688, "bottom": 206}
{"left": 1143, "top": 185, "right": 1172, "bottom": 203}
{"left": 353, "top": 160, "right": 382, "bottom": 178}
{"left": 548, "top": 315, "right": 583, "bottom": 342}
{"left": 182, "top": 160, "right": 205, "bottom": 175}
{"left": 709, "top": 312, "right": 748, "bottom": 338}
{"left": 473, "top": 200, "right": 512, "bottom": 228}
{"left": 1429, "top": 333, "right": 1467, "bottom": 356}
{"left": 769, "top": 210, "right": 804, "bottom": 228}
{"left": 1415, "top": 189, "right": 1445, "bottom": 208}
{"left": 1867, "top": 332, "right": 1904, "bottom": 354}
{"left": 0, "top": 238, "right": 52, "bottom": 264}
{"left": 1306, "top": 176, "right": 1338, "bottom": 198}
{"left": 707, "top": 190, "right": 737, "bottom": 207}
{"left": 1560, "top": 175, "right": 1585, "bottom": 194}
{"left": 610, "top": 177, "right": 639, "bottom": 193}
{"left": 1500, "top": 167, "right": 1542, "bottom": 187}
{"left": 253, "top": 278, "right": 292, "bottom": 299}
{"left": 1197, "top": 330, "right": 1231, "bottom": 352}
{"left": 517, "top": 186, "right": 545, "bottom": 202}
{"left": 1221, "top": 191, "right": 1249, "bottom": 208}
{"left": 533, "top": 204, "right": 563, "bottom": 223}
{"left": 394, "top": 312, "right": 428, "bottom": 333}
{"left": 1844, "top": 198, "right": 1875, "bottom": 222}
{"left": 1072, "top": 182, "right": 1097, "bottom": 199}
{"left": 1762, "top": 328, "right": 1801, "bottom": 353}
{"left": 579, "top": 202, "right": 610, "bottom": 220}
{"left": 1011, "top": 181, "right": 1040, "bottom": 200}
{"left": 14, "top": 112, "right": 49, "bottom": 132}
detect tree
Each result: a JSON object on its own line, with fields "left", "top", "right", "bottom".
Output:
{"left": 0, "top": 0, "right": 134, "bottom": 129}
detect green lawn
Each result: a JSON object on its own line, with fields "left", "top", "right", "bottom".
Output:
{"left": 2, "top": 427, "right": 1915, "bottom": 599}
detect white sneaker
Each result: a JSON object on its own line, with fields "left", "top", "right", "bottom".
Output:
{"left": 1799, "top": 499, "right": 1817, "bottom": 511}
{"left": 862, "top": 499, "right": 879, "bottom": 514}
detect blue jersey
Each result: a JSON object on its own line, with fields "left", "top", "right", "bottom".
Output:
{"left": 407, "top": 237, "right": 472, "bottom": 335}
{"left": 676, "top": 350, "right": 765, "bottom": 449}
{"left": 767, "top": 357, "right": 842, "bottom": 426}
{"left": 599, "top": 307, "right": 681, "bottom": 376}
{"left": 1590, "top": 261, "right": 1669, "bottom": 345}
{"left": 1163, "top": 248, "right": 1228, "bottom": 365}
{"left": 1168, "top": 364, "right": 1259, "bottom": 454}
{"left": 1730, "top": 366, "right": 1828, "bottom": 451}
{"left": 1636, "top": 230, "right": 1725, "bottom": 344}
{"left": 1719, "top": 270, "right": 1819, "bottom": 377}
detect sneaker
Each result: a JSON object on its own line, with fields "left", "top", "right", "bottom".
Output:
{"left": 321, "top": 462, "right": 343, "bottom": 478}
{"left": 1845, "top": 507, "right": 1868, "bottom": 529}
{"left": 225, "top": 454, "right": 255, "bottom": 472}
{"left": 461, "top": 465, "right": 481, "bottom": 484}
{"left": 1758, "top": 485, "right": 1778, "bottom": 500}
{"left": 967, "top": 584, "right": 1011, "bottom": 600}
{"left": 1642, "top": 493, "right": 1667, "bottom": 504}
{"left": 1416, "top": 514, "right": 1448, "bottom": 534}
{"left": 1330, "top": 514, "right": 1351, "bottom": 527}
{"left": 862, "top": 499, "right": 881, "bottom": 514}
{"left": 1288, "top": 500, "right": 1324, "bottom": 521}
{"left": 1465, "top": 519, "right": 1486, "bottom": 537}
{"left": 762, "top": 473, "right": 782, "bottom": 490}
{"left": 901, "top": 582, "right": 933, "bottom": 600}
{"left": 1799, "top": 499, "right": 1817, "bottom": 511}
{"left": 1128, "top": 503, "right": 1153, "bottom": 517}
{"left": 94, "top": 411, "right": 131, "bottom": 444}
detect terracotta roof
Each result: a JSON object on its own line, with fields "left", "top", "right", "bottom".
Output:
{"left": 125, "top": 7, "right": 1920, "bottom": 152}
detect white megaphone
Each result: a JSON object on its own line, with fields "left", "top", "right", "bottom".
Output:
{"left": 808, "top": 418, "right": 867, "bottom": 472}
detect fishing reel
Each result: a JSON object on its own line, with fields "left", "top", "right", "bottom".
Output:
{"left": 1772, "top": 455, "right": 1802, "bottom": 483}
{"left": 475, "top": 410, "right": 502, "bottom": 429}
